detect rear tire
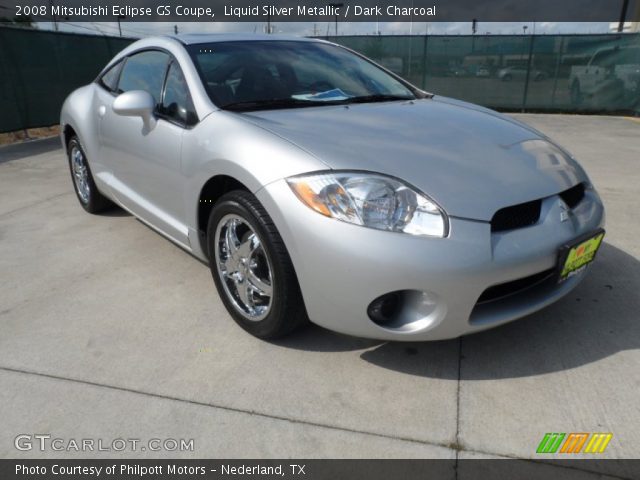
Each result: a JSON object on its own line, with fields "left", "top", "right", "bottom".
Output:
{"left": 207, "top": 190, "right": 308, "bottom": 339}
{"left": 67, "top": 136, "right": 112, "bottom": 213}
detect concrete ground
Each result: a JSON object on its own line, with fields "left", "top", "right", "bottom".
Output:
{"left": 0, "top": 115, "right": 639, "bottom": 473}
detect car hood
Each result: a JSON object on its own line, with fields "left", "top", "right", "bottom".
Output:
{"left": 242, "top": 96, "right": 588, "bottom": 221}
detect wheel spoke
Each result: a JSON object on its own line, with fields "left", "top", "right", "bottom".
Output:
{"left": 236, "top": 279, "right": 253, "bottom": 308}
{"left": 248, "top": 233, "right": 261, "bottom": 255}
{"left": 237, "top": 232, "right": 260, "bottom": 259}
{"left": 219, "top": 259, "right": 228, "bottom": 273}
{"left": 247, "top": 270, "right": 272, "bottom": 297}
{"left": 225, "top": 219, "right": 241, "bottom": 255}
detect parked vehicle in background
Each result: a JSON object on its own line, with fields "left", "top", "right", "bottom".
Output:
{"left": 463, "top": 64, "right": 491, "bottom": 78}
{"left": 474, "top": 66, "right": 491, "bottom": 77}
{"left": 498, "top": 66, "right": 547, "bottom": 82}
{"left": 446, "top": 64, "right": 469, "bottom": 77}
{"left": 569, "top": 46, "right": 640, "bottom": 105}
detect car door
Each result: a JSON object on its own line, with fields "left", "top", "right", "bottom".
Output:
{"left": 98, "top": 50, "right": 190, "bottom": 247}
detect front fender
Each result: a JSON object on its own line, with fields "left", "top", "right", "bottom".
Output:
{"left": 59, "top": 84, "right": 98, "bottom": 158}
{"left": 181, "top": 111, "right": 329, "bottom": 257}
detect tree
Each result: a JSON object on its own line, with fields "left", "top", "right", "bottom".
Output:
{"left": 13, "top": 15, "right": 36, "bottom": 28}
{"left": 0, "top": 15, "right": 37, "bottom": 28}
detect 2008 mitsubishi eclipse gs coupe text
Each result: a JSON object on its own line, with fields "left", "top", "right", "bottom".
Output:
{"left": 60, "top": 34, "right": 605, "bottom": 341}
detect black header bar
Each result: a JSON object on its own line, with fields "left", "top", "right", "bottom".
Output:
{"left": 1, "top": 0, "right": 638, "bottom": 22}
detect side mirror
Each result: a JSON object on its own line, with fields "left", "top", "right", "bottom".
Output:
{"left": 113, "top": 90, "right": 155, "bottom": 126}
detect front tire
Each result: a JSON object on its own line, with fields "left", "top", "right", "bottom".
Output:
{"left": 67, "top": 136, "right": 112, "bottom": 213}
{"left": 207, "top": 190, "right": 308, "bottom": 339}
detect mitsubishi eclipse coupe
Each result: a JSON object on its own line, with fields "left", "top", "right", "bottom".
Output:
{"left": 60, "top": 34, "right": 605, "bottom": 340}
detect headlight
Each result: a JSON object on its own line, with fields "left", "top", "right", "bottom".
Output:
{"left": 287, "top": 172, "right": 448, "bottom": 237}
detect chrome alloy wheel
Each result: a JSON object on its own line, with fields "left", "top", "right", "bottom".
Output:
{"left": 214, "top": 214, "right": 274, "bottom": 321}
{"left": 71, "top": 144, "right": 90, "bottom": 204}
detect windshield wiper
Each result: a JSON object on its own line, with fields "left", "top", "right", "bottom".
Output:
{"left": 222, "top": 94, "right": 417, "bottom": 111}
{"left": 221, "top": 98, "right": 340, "bottom": 112}
{"left": 344, "top": 94, "right": 415, "bottom": 104}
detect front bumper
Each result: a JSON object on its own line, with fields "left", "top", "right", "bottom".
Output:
{"left": 257, "top": 181, "right": 605, "bottom": 341}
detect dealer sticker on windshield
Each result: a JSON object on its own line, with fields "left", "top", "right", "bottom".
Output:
{"left": 558, "top": 230, "right": 605, "bottom": 282}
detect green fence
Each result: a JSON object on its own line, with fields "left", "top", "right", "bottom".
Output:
{"left": 328, "top": 34, "right": 640, "bottom": 114}
{"left": 1, "top": 29, "right": 639, "bottom": 133}
{"left": 0, "top": 26, "right": 133, "bottom": 133}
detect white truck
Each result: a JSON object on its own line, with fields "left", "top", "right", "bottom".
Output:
{"left": 569, "top": 46, "right": 640, "bottom": 106}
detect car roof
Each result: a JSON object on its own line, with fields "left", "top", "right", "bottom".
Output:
{"left": 169, "top": 33, "right": 322, "bottom": 45}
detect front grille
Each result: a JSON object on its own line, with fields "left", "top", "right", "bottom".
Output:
{"left": 490, "top": 183, "right": 586, "bottom": 233}
{"left": 559, "top": 183, "right": 586, "bottom": 209}
{"left": 476, "top": 268, "right": 555, "bottom": 304}
{"left": 491, "top": 199, "right": 542, "bottom": 232}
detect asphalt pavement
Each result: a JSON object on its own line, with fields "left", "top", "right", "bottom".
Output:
{"left": 0, "top": 115, "right": 639, "bottom": 476}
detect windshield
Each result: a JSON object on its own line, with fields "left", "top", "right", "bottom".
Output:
{"left": 187, "top": 40, "right": 417, "bottom": 111}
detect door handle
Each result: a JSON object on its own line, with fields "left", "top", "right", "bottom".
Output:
{"left": 98, "top": 105, "right": 106, "bottom": 117}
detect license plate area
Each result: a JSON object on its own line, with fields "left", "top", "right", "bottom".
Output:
{"left": 557, "top": 229, "right": 605, "bottom": 283}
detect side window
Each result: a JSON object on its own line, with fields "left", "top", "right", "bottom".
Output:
{"left": 160, "top": 62, "right": 198, "bottom": 127}
{"left": 98, "top": 60, "right": 123, "bottom": 92}
{"left": 117, "top": 50, "right": 169, "bottom": 104}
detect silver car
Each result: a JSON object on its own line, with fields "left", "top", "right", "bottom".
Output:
{"left": 60, "top": 34, "right": 605, "bottom": 341}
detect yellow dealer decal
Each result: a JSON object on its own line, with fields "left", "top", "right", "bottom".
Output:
{"left": 560, "top": 232, "right": 605, "bottom": 281}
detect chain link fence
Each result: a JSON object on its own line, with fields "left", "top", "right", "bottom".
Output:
{"left": 1, "top": 28, "right": 639, "bottom": 133}
{"left": 328, "top": 33, "right": 640, "bottom": 114}
{"left": 0, "top": 26, "right": 133, "bottom": 133}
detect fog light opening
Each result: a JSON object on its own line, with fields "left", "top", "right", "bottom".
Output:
{"left": 367, "top": 292, "right": 402, "bottom": 326}
{"left": 367, "top": 290, "right": 442, "bottom": 333}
